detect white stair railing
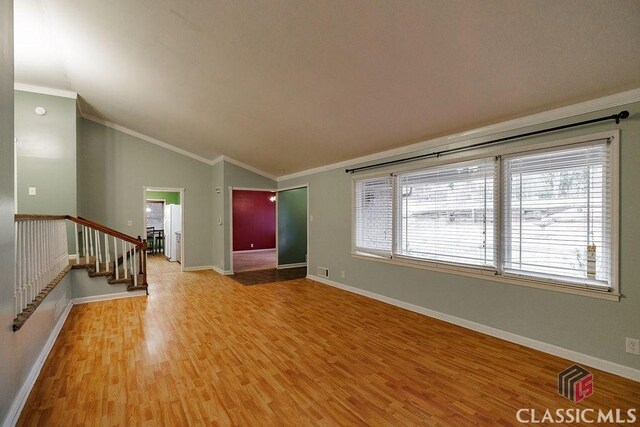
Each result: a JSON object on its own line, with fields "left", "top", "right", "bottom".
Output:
{"left": 13, "top": 214, "right": 148, "bottom": 331}
{"left": 14, "top": 216, "right": 68, "bottom": 319}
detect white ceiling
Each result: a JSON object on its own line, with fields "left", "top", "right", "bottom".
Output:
{"left": 14, "top": 0, "right": 640, "bottom": 176}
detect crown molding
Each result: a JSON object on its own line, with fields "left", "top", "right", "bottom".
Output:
{"left": 276, "top": 87, "right": 640, "bottom": 182}
{"left": 82, "top": 114, "right": 215, "bottom": 165}
{"left": 14, "top": 82, "right": 77, "bottom": 99}
{"left": 80, "top": 113, "right": 278, "bottom": 180}
{"left": 23, "top": 83, "right": 639, "bottom": 183}
{"left": 220, "top": 156, "right": 278, "bottom": 182}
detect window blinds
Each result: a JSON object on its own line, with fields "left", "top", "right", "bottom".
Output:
{"left": 396, "top": 159, "right": 496, "bottom": 267}
{"left": 502, "top": 142, "right": 612, "bottom": 287}
{"left": 353, "top": 175, "right": 393, "bottom": 257}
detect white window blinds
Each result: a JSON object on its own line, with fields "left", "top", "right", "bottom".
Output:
{"left": 353, "top": 175, "right": 393, "bottom": 257}
{"left": 502, "top": 141, "right": 612, "bottom": 287}
{"left": 396, "top": 159, "right": 496, "bottom": 267}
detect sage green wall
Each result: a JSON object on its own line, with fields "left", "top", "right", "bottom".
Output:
{"left": 279, "top": 102, "right": 640, "bottom": 370}
{"left": 146, "top": 190, "right": 180, "bottom": 205}
{"left": 0, "top": 5, "right": 71, "bottom": 425}
{"left": 0, "top": 2, "right": 17, "bottom": 422}
{"left": 78, "top": 118, "right": 213, "bottom": 268}
{"left": 212, "top": 161, "right": 224, "bottom": 270}
{"left": 277, "top": 188, "right": 308, "bottom": 266}
{"left": 15, "top": 90, "right": 77, "bottom": 215}
{"left": 223, "top": 161, "right": 276, "bottom": 272}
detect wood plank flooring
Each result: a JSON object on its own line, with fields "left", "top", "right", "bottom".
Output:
{"left": 233, "top": 249, "right": 276, "bottom": 273}
{"left": 18, "top": 256, "right": 640, "bottom": 425}
{"left": 231, "top": 267, "right": 307, "bottom": 286}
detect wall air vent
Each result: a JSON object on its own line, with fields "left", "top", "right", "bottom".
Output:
{"left": 317, "top": 267, "right": 329, "bottom": 277}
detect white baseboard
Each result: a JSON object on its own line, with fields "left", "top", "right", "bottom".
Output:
{"left": 3, "top": 300, "right": 73, "bottom": 427}
{"left": 277, "top": 262, "right": 307, "bottom": 270}
{"left": 211, "top": 266, "right": 233, "bottom": 275}
{"left": 183, "top": 265, "right": 214, "bottom": 272}
{"left": 307, "top": 274, "right": 640, "bottom": 383}
{"left": 72, "top": 290, "right": 147, "bottom": 305}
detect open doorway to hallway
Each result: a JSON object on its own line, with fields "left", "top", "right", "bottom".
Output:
{"left": 143, "top": 187, "right": 184, "bottom": 272}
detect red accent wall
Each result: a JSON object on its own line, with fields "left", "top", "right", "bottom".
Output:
{"left": 232, "top": 190, "right": 276, "bottom": 251}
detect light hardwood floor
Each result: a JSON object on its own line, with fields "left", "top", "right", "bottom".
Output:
{"left": 233, "top": 249, "right": 276, "bottom": 272}
{"left": 18, "top": 256, "right": 640, "bottom": 425}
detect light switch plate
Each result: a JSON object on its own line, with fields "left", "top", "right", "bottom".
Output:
{"left": 28, "top": 187, "right": 36, "bottom": 196}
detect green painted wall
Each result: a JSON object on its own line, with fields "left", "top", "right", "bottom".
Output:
{"left": 15, "top": 90, "right": 77, "bottom": 215}
{"left": 279, "top": 101, "right": 640, "bottom": 371}
{"left": 146, "top": 190, "right": 180, "bottom": 204}
{"left": 78, "top": 118, "right": 213, "bottom": 268}
{"left": 0, "top": 2, "right": 16, "bottom": 421}
{"left": 277, "top": 188, "right": 308, "bottom": 266}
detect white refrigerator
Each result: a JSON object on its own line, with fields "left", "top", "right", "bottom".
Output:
{"left": 164, "top": 204, "right": 182, "bottom": 262}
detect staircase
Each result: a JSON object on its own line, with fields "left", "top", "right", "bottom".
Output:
{"left": 70, "top": 256, "right": 147, "bottom": 292}
{"left": 13, "top": 214, "right": 148, "bottom": 331}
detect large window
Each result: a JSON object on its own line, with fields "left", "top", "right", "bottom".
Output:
{"left": 396, "top": 159, "right": 495, "bottom": 267}
{"left": 502, "top": 142, "right": 612, "bottom": 286}
{"left": 352, "top": 134, "right": 617, "bottom": 295}
{"left": 353, "top": 175, "right": 393, "bottom": 257}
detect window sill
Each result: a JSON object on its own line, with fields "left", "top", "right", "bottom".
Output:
{"left": 351, "top": 252, "right": 620, "bottom": 302}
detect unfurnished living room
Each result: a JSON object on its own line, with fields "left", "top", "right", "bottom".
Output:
{"left": 1, "top": 1, "right": 640, "bottom": 425}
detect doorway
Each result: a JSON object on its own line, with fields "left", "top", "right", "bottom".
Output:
{"left": 229, "top": 185, "right": 309, "bottom": 280}
{"left": 231, "top": 189, "right": 277, "bottom": 273}
{"left": 143, "top": 187, "right": 184, "bottom": 273}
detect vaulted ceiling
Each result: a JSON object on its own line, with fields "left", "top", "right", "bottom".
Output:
{"left": 14, "top": 0, "right": 640, "bottom": 176}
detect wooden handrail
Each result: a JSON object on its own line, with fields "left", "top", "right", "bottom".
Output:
{"left": 73, "top": 216, "right": 145, "bottom": 248}
{"left": 15, "top": 214, "right": 145, "bottom": 247}
{"left": 15, "top": 214, "right": 67, "bottom": 221}
{"left": 15, "top": 214, "right": 144, "bottom": 247}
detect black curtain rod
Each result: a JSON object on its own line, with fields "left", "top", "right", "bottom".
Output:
{"left": 345, "top": 110, "right": 630, "bottom": 174}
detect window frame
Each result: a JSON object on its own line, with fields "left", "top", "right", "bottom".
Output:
{"left": 351, "top": 172, "right": 395, "bottom": 259}
{"left": 393, "top": 157, "right": 499, "bottom": 270}
{"left": 351, "top": 130, "right": 620, "bottom": 300}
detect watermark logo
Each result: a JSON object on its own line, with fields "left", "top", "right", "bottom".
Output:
{"left": 516, "top": 365, "right": 637, "bottom": 423}
{"left": 558, "top": 364, "right": 593, "bottom": 403}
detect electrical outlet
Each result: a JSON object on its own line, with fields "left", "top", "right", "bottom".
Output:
{"left": 341, "top": 271, "right": 345, "bottom": 279}
{"left": 626, "top": 338, "right": 640, "bottom": 355}
{"left": 127, "top": 220, "right": 132, "bottom": 226}
{"left": 251, "top": 243, "right": 254, "bottom": 248}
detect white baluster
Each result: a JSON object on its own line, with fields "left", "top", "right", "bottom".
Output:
{"left": 133, "top": 245, "right": 138, "bottom": 287}
{"left": 95, "top": 229, "right": 100, "bottom": 272}
{"left": 123, "top": 241, "right": 129, "bottom": 279}
{"left": 74, "top": 222, "right": 79, "bottom": 264}
{"left": 114, "top": 236, "right": 119, "bottom": 280}
{"left": 89, "top": 227, "right": 94, "bottom": 258}
{"left": 35, "top": 221, "right": 39, "bottom": 297}
{"left": 27, "top": 221, "right": 32, "bottom": 302}
{"left": 21, "top": 221, "right": 27, "bottom": 312}
{"left": 104, "top": 233, "right": 110, "bottom": 272}
{"left": 14, "top": 222, "right": 19, "bottom": 318}
{"left": 84, "top": 225, "right": 89, "bottom": 263}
